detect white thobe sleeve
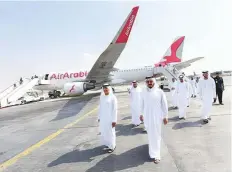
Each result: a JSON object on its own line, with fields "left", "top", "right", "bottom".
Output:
{"left": 161, "top": 91, "right": 168, "bottom": 118}
{"left": 198, "top": 81, "right": 203, "bottom": 98}
{"left": 212, "top": 79, "right": 216, "bottom": 98}
{"left": 140, "top": 91, "right": 144, "bottom": 115}
{"left": 98, "top": 99, "right": 102, "bottom": 120}
{"left": 111, "top": 96, "right": 118, "bottom": 123}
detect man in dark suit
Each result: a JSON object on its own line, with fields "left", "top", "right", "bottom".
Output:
{"left": 213, "top": 72, "right": 224, "bottom": 105}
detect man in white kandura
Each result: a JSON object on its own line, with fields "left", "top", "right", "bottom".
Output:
{"left": 198, "top": 71, "right": 216, "bottom": 124}
{"left": 140, "top": 76, "right": 168, "bottom": 164}
{"left": 195, "top": 77, "right": 200, "bottom": 96}
{"left": 129, "top": 80, "right": 142, "bottom": 127}
{"left": 182, "top": 72, "right": 191, "bottom": 106}
{"left": 98, "top": 83, "right": 118, "bottom": 153}
{"left": 176, "top": 75, "right": 190, "bottom": 119}
{"left": 190, "top": 77, "right": 197, "bottom": 98}
{"left": 170, "top": 78, "right": 178, "bottom": 109}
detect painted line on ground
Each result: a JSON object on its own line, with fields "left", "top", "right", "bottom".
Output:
{"left": 0, "top": 107, "right": 98, "bottom": 171}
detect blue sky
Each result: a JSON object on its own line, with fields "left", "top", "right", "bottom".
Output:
{"left": 0, "top": 0, "right": 231, "bottom": 91}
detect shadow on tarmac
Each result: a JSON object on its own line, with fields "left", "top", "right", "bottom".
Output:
{"left": 172, "top": 120, "right": 202, "bottom": 130}
{"left": 50, "top": 93, "right": 100, "bottom": 122}
{"left": 121, "top": 116, "right": 131, "bottom": 120}
{"left": 116, "top": 124, "right": 144, "bottom": 136}
{"left": 48, "top": 144, "right": 149, "bottom": 172}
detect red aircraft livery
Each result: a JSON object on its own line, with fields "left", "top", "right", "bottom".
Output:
{"left": 50, "top": 71, "right": 88, "bottom": 80}
{"left": 154, "top": 36, "right": 185, "bottom": 67}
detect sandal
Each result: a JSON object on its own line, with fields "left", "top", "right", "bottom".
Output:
{"left": 107, "top": 147, "right": 116, "bottom": 153}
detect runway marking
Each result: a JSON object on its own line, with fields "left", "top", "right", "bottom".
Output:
{"left": 0, "top": 107, "right": 98, "bottom": 171}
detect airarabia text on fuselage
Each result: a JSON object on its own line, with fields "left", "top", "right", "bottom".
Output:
{"left": 50, "top": 71, "right": 88, "bottom": 80}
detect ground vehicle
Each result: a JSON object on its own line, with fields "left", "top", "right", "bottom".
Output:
{"left": 160, "top": 76, "right": 170, "bottom": 91}
{"left": 48, "top": 90, "right": 61, "bottom": 99}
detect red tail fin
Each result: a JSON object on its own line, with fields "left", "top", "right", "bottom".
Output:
{"left": 112, "top": 6, "right": 139, "bottom": 44}
{"left": 155, "top": 36, "right": 185, "bottom": 67}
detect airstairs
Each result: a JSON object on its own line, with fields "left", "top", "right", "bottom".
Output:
{"left": 0, "top": 79, "right": 30, "bottom": 101}
{"left": 0, "top": 78, "right": 40, "bottom": 108}
{"left": 153, "top": 66, "right": 180, "bottom": 81}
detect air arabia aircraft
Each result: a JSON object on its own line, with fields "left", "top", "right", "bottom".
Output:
{"left": 33, "top": 7, "right": 204, "bottom": 96}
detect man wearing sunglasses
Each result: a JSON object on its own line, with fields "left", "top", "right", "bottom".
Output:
{"left": 140, "top": 76, "right": 168, "bottom": 164}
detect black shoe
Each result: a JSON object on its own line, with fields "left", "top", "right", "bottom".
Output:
{"left": 133, "top": 124, "right": 139, "bottom": 127}
{"left": 203, "top": 119, "right": 209, "bottom": 124}
{"left": 220, "top": 103, "right": 224, "bottom": 105}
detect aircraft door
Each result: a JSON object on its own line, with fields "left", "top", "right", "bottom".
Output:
{"left": 45, "top": 74, "right": 49, "bottom": 80}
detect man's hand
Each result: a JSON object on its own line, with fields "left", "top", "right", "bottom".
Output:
{"left": 163, "top": 118, "right": 168, "bottom": 125}
{"left": 213, "top": 98, "right": 216, "bottom": 103}
{"left": 98, "top": 119, "right": 100, "bottom": 122}
{"left": 112, "top": 122, "right": 116, "bottom": 128}
{"left": 140, "top": 115, "right": 144, "bottom": 122}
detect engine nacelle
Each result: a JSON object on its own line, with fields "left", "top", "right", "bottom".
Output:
{"left": 63, "top": 82, "right": 95, "bottom": 96}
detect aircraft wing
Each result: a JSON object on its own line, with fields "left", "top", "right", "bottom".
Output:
{"left": 173, "top": 57, "right": 204, "bottom": 70}
{"left": 85, "top": 6, "right": 139, "bottom": 84}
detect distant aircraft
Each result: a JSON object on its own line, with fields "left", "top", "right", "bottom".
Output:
{"left": 33, "top": 6, "right": 204, "bottom": 97}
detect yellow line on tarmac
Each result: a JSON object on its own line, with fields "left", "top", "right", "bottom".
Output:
{"left": 0, "top": 107, "right": 98, "bottom": 171}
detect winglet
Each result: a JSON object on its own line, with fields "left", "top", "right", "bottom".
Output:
{"left": 112, "top": 6, "right": 139, "bottom": 44}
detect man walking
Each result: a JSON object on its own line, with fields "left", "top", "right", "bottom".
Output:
{"left": 176, "top": 75, "right": 190, "bottom": 119}
{"left": 190, "top": 77, "right": 197, "bottom": 98}
{"left": 140, "top": 76, "right": 168, "bottom": 164}
{"left": 98, "top": 83, "right": 118, "bottom": 153}
{"left": 129, "top": 81, "right": 142, "bottom": 127}
{"left": 198, "top": 71, "right": 216, "bottom": 124}
{"left": 170, "top": 78, "right": 178, "bottom": 109}
{"left": 213, "top": 72, "right": 224, "bottom": 105}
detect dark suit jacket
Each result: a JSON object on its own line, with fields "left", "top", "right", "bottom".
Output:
{"left": 214, "top": 76, "right": 224, "bottom": 91}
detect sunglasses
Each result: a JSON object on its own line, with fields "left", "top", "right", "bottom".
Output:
{"left": 146, "top": 80, "right": 153, "bottom": 84}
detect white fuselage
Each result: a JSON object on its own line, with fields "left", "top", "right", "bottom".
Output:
{"left": 33, "top": 66, "right": 155, "bottom": 91}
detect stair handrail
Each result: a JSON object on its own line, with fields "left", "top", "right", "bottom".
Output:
{"left": 164, "top": 67, "right": 178, "bottom": 79}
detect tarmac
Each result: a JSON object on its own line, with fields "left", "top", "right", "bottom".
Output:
{"left": 0, "top": 76, "right": 231, "bottom": 172}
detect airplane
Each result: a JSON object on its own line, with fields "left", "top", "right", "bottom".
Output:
{"left": 33, "top": 7, "right": 204, "bottom": 97}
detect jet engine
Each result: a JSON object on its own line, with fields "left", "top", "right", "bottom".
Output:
{"left": 63, "top": 82, "right": 95, "bottom": 96}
